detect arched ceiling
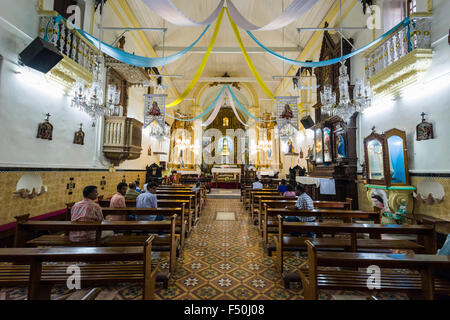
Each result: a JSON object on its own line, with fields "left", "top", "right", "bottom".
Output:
{"left": 106, "top": 0, "right": 339, "bottom": 111}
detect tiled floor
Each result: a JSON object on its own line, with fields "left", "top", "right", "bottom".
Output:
{"left": 0, "top": 198, "right": 409, "bottom": 300}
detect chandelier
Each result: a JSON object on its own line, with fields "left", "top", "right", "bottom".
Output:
{"left": 275, "top": 123, "right": 297, "bottom": 141}
{"left": 148, "top": 121, "right": 170, "bottom": 140}
{"left": 70, "top": 56, "right": 106, "bottom": 120}
{"left": 320, "top": 60, "right": 372, "bottom": 122}
{"left": 257, "top": 131, "right": 272, "bottom": 152}
{"left": 106, "top": 84, "right": 123, "bottom": 116}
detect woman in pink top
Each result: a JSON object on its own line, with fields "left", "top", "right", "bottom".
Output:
{"left": 108, "top": 182, "right": 128, "bottom": 221}
{"left": 283, "top": 184, "right": 296, "bottom": 197}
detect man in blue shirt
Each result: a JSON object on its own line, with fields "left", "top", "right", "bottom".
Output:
{"left": 136, "top": 182, "right": 163, "bottom": 221}
{"left": 278, "top": 179, "right": 287, "bottom": 194}
{"left": 286, "top": 184, "right": 315, "bottom": 237}
{"left": 252, "top": 177, "right": 263, "bottom": 190}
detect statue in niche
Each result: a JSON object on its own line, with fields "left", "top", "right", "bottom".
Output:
{"left": 281, "top": 104, "right": 293, "bottom": 119}
{"left": 73, "top": 124, "right": 85, "bottom": 145}
{"left": 37, "top": 113, "right": 53, "bottom": 140}
{"left": 287, "top": 139, "right": 294, "bottom": 154}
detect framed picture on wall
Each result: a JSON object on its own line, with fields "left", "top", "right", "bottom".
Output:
{"left": 323, "top": 127, "right": 332, "bottom": 162}
{"left": 314, "top": 128, "right": 324, "bottom": 164}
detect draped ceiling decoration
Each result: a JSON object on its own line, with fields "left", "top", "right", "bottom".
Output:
{"left": 142, "top": 0, "right": 225, "bottom": 26}
{"left": 141, "top": 0, "right": 320, "bottom": 31}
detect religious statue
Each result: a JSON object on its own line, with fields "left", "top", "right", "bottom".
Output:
{"left": 287, "top": 139, "right": 294, "bottom": 154}
{"left": 37, "top": 113, "right": 53, "bottom": 141}
{"left": 73, "top": 124, "right": 85, "bottom": 145}
{"left": 221, "top": 138, "right": 230, "bottom": 156}
{"left": 147, "top": 101, "right": 161, "bottom": 116}
{"left": 281, "top": 104, "right": 294, "bottom": 119}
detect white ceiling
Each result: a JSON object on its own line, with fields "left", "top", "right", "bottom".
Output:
{"left": 117, "top": 0, "right": 336, "bottom": 110}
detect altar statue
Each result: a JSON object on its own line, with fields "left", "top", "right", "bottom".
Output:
{"left": 221, "top": 138, "right": 230, "bottom": 156}
{"left": 287, "top": 139, "right": 294, "bottom": 153}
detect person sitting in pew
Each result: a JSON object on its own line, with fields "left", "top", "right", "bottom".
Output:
{"left": 278, "top": 179, "right": 287, "bottom": 194}
{"left": 108, "top": 183, "right": 128, "bottom": 221}
{"left": 283, "top": 184, "right": 296, "bottom": 197}
{"left": 252, "top": 177, "right": 263, "bottom": 190}
{"left": 436, "top": 234, "right": 450, "bottom": 281}
{"left": 136, "top": 182, "right": 163, "bottom": 221}
{"left": 135, "top": 180, "right": 142, "bottom": 193}
{"left": 70, "top": 186, "right": 106, "bottom": 242}
{"left": 192, "top": 182, "right": 201, "bottom": 192}
{"left": 286, "top": 184, "right": 315, "bottom": 237}
{"left": 125, "top": 182, "right": 141, "bottom": 201}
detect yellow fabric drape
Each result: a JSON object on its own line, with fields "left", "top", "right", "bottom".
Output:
{"left": 226, "top": 8, "right": 275, "bottom": 100}
{"left": 166, "top": 8, "right": 225, "bottom": 108}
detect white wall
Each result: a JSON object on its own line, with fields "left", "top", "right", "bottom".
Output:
{"left": 353, "top": 0, "right": 450, "bottom": 173}
{"left": 0, "top": 0, "right": 102, "bottom": 168}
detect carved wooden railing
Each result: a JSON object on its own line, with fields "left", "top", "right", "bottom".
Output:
{"left": 363, "top": 15, "right": 432, "bottom": 97}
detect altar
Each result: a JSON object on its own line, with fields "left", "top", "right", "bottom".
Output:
{"left": 211, "top": 165, "right": 241, "bottom": 189}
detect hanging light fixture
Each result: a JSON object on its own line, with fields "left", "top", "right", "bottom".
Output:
{"left": 106, "top": 84, "right": 123, "bottom": 116}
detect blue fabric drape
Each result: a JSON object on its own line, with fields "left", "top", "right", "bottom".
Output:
{"left": 246, "top": 17, "right": 411, "bottom": 67}
{"left": 52, "top": 15, "right": 210, "bottom": 68}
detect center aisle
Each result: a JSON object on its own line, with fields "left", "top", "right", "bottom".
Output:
{"left": 152, "top": 198, "right": 304, "bottom": 300}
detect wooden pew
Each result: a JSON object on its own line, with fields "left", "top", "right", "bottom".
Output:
{"left": 0, "top": 236, "right": 157, "bottom": 300}
{"left": 156, "top": 190, "right": 200, "bottom": 214}
{"left": 276, "top": 216, "right": 437, "bottom": 287}
{"left": 98, "top": 199, "right": 193, "bottom": 235}
{"left": 301, "top": 240, "right": 450, "bottom": 300}
{"left": 243, "top": 187, "right": 277, "bottom": 209}
{"left": 259, "top": 198, "right": 352, "bottom": 235}
{"left": 101, "top": 207, "right": 186, "bottom": 250}
{"left": 156, "top": 194, "right": 199, "bottom": 227}
{"left": 247, "top": 190, "right": 279, "bottom": 211}
{"left": 264, "top": 207, "right": 381, "bottom": 251}
{"left": 158, "top": 186, "right": 207, "bottom": 209}
{"left": 14, "top": 215, "right": 179, "bottom": 287}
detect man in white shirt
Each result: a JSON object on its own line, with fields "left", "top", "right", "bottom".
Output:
{"left": 252, "top": 177, "right": 263, "bottom": 190}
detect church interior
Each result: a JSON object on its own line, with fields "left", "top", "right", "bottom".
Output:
{"left": 0, "top": 0, "right": 449, "bottom": 301}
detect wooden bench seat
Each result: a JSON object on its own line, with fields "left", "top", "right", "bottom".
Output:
{"left": 269, "top": 236, "right": 426, "bottom": 255}
{"left": 300, "top": 241, "right": 450, "bottom": 300}
{"left": 0, "top": 237, "right": 157, "bottom": 300}
{"left": 14, "top": 215, "right": 179, "bottom": 286}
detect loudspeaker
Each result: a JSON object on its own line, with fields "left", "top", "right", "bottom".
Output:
{"left": 19, "top": 37, "right": 63, "bottom": 74}
{"left": 300, "top": 115, "right": 315, "bottom": 129}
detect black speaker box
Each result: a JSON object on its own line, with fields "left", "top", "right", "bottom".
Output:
{"left": 300, "top": 115, "right": 315, "bottom": 129}
{"left": 19, "top": 37, "right": 63, "bottom": 74}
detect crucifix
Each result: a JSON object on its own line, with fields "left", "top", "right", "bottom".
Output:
{"left": 420, "top": 112, "right": 426, "bottom": 122}
{"left": 45, "top": 113, "right": 51, "bottom": 121}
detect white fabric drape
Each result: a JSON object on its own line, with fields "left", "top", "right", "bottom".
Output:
{"left": 142, "top": 0, "right": 319, "bottom": 31}
{"left": 226, "top": 87, "right": 248, "bottom": 127}
{"left": 142, "top": 0, "right": 225, "bottom": 26}
{"left": 201, "top": 89, "right": 227, "bottom": 127}
{"left": 226, "top": 0, "right": 319, "bottom": 31}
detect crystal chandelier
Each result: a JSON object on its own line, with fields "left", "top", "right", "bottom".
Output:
{"left": 106, "top": 84, "right": 123, "bottom": 116}
{"left": 148, "top": 121, "right": 170, "bottom": 140}
{"left": 320, "top": 60, "right": 372, "bottom": 122}
{"left": 70, "top": 56, "right": 106, "bottom": 120}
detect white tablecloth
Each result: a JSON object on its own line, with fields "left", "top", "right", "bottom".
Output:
{"left": 296, "top": 176, "right": 321, "bottom": 187}
{"left": 295, "top": 176, "right": 336, "bottom": 195}
{"left": 211, "top": 168, "right": 241, "bottom": 174}
{"left": 178, "top": 170, "right": 201, "bottom": 175}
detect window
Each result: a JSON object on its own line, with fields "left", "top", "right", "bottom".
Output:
{"left": 223, "top": 117, "right": 229, "bottom": 127}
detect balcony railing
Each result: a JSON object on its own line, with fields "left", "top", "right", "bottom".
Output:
{"left": 363, "top": 15, "right": 432, "bottom": 97}
{"left": 38, "top": 11, "right": 98, "bottom": 89}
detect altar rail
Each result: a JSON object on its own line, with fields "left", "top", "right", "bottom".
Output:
{"left": 364, "top": 15, "right": 431, "bottom": 78}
